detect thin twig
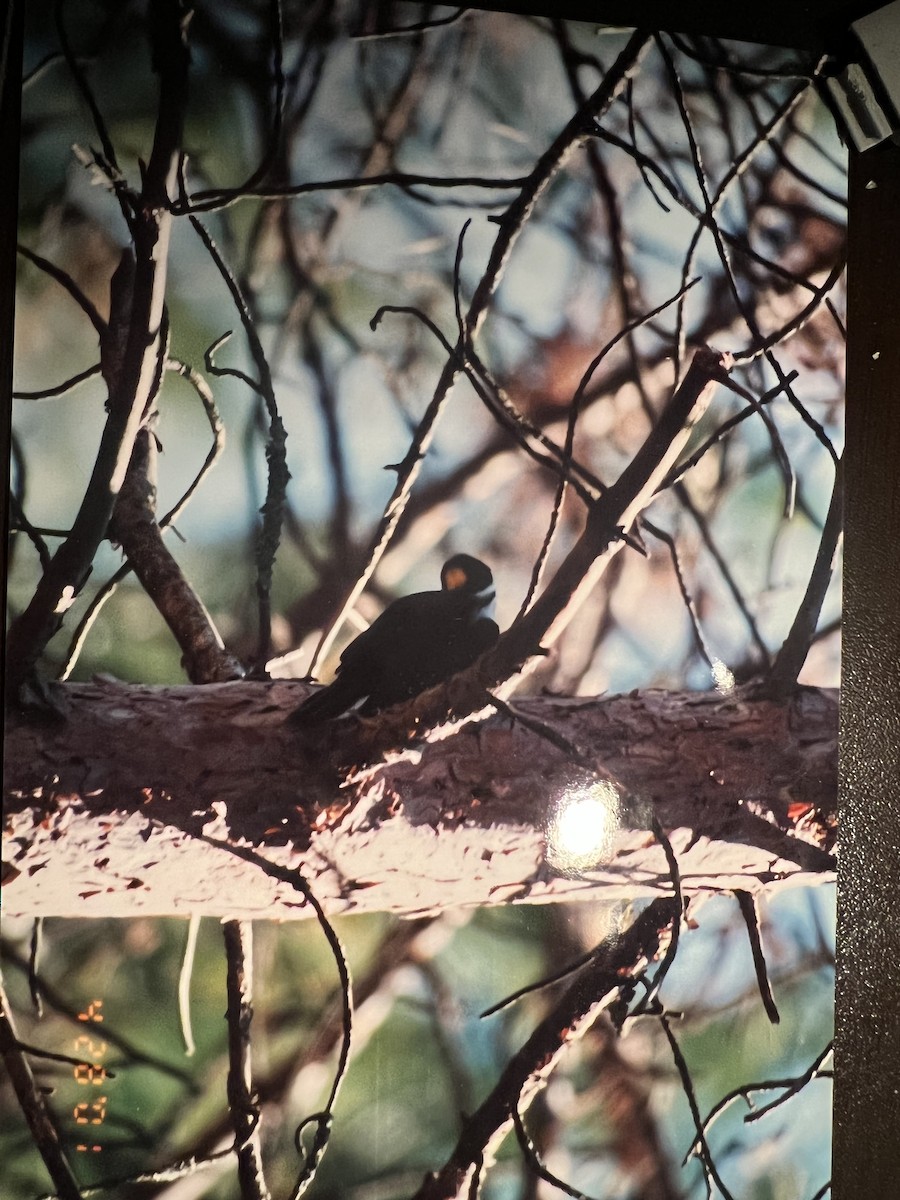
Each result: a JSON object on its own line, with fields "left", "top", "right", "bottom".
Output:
{"left": 8, "top": 492, "right": 52, "bottom": 572}
{"left": 6, "top": 0, "right": 192, "bottom": 696}
{"left": 659, "top": 373, "right": 799, "bottom": 491}
{"left": 16, "top": 245, "right": 106, "bottom": 338}
{"left": 306, "top": 32, "right": 650, "bottom": 679}
{"left": 223, "top": 921, "right": 271, "bottom": 1200}
{"left": 517, "top": 277, "right": 700, "bottom": 619}
{"left": 177, "top": 170, "right": 532, "bottom": 215}
{"left": 636, "top": 817, "right": 685, "bottom": 1013}
{"left": 0, "top": 974, "right": 84, "bottom": 1200}
{"left": 353, "top": 6, "right": 470, "bottom": 40}
{"left": 190, "top": 218, "right": 289, "bottom": 670}
{"left": 684, "top": 1042, "right": 833, "bottom": 1163}
{"left": 413, "top": 897, "right": 678, "bottom": 1200}
{"left": 14, "top": 362, "right": 103, "bottom": 400}
{"left": 652, "top": 999, "right": 737, "bottom": 1200}
{"left": 643, "top": 519, "right": 716, "bottom": 672}
{"left": 178, "top": 916, "right": 200, "bottom": 1058}
{"left": 512, "top": 1105, "right": 597, "bottom": 1200}
{"left": 769, "top": 456, "right": 843, "bottom": 693}
{"left": 734, "top": 890, "right": 781, "bottom": 1025}
{"left": 195, "top": 837, "right": 352, "bottom": 1200}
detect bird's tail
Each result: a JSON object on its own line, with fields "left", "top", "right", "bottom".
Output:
{"left": 290, "top": 676, "right": 359, "bottom": 726}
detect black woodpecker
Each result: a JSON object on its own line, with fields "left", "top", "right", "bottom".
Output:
{"left": 293, "top": 554, "right": 499, "bottom": 724}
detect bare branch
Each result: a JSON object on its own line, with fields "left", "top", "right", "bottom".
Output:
{"left": 189, "top": 219, "right": 289, "bottom": 670}
{"left": 412, "top": 898, "right": 678, "bottom": 1200}
{"left": 653, "top": 1000, "right": 737, "bottom": 1200}
{"left": 223, "top": 921, "right": 271, "bottom": 1200}
{"left": 16, "top": 244, "right": 106, "bottom": 338}
{"left": 4, "top": 680, "right": 837, "bottom": 920}
{"left": 108, "top": 425, "right": 244, "bottom": 684}
{"left": 6, "top": 0, "right": 191, "bottom": 697}
{"left": 735, "top": 890, "right": 781, "bottom": 1025}
{"left": 306, "top": 30, "right": 650, "bottom": 677}
{"left": 178, "top": 171, "right": 533, "bottom": 215}
{"left": 0, "top": 975, "right": 84, "bottom": 1200}
{"left": 769, "top": 457, "right": 843, "bottom": 694}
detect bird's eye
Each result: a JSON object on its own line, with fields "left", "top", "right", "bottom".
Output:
{"left": 443, "top": 567, "right": 468, "bottom": 590}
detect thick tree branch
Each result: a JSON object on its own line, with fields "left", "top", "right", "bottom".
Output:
{"left": 3, "top": 680, "right": 836, "bottom": 920}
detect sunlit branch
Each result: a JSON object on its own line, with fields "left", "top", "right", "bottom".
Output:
{"left": 177, "top": 916, "right": 200, "bottom": 1059}
{"left": 58, "top": 356, "right": 227, "bottom": 681}
{"left": 6, "top": 0, "right": 190, "bottom": 697}
{"left": 659, "top": 372, "right": 799, "bottom": 491}
{"left": 106, "top": 326, "right": 242, "bottom": 689}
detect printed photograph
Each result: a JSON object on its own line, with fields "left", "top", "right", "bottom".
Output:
{"left": 3, "top": 4, "right": 842, "bottom": 1199}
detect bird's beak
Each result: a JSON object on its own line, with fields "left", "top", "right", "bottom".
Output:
{"left": 443, "top": 566, "right": 468, "bottom": 591}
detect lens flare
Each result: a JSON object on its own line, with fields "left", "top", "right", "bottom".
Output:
{"left": 546, "top": 780, "right": 621, "bottom": 874}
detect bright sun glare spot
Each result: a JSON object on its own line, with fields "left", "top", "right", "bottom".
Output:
{"left": 711, "top": 658, "right": 735, "bottom": 694}
{"left": 546, "top": 781, "right": 621, "bottom": 874}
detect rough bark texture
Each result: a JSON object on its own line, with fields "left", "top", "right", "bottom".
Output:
{"left": 3, "top": 679, "right": 837, "bottom": 919}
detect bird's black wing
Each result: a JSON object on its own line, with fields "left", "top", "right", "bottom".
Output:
{"left": 358, "top": 596, "right": 498, "bottom": 713}
{"left": 292, "top": 592, "right": 441, "bottom": 724}
{"left": 293, "top": 585, "right": 499, "bottom": 724}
